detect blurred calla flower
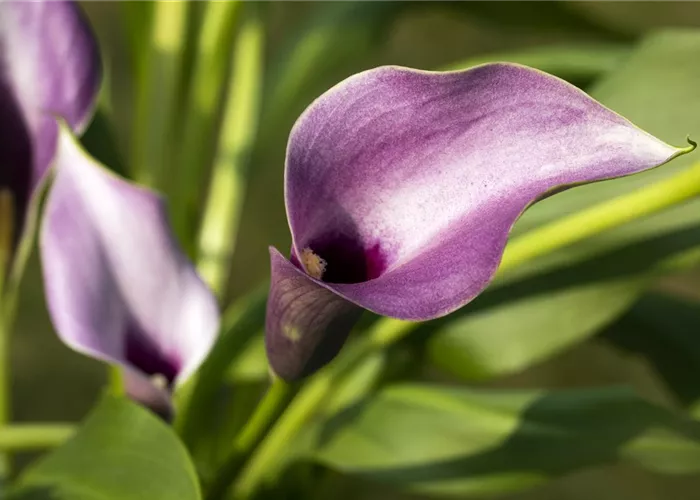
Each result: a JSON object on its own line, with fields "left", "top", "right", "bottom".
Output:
{"left": 266, "top": 64, "right": 694, "bottom": 380}
{"left": 0, "top": 0, "right": 99, "bottom": 287}
{"left": 41, "top": 127, "right": 220, "bottom": 416}
{"left": 0, "top": 0, "right": 219, "bottom": 415}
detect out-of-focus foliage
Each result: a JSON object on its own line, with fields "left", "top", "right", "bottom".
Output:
{"left": 311, "top": 385, "right": 700, "bottom": 496}
{"left": 11, "top": 3, "right": 700, "bottom": 500}
{"left": 428, "top": 29, "right": 700, "bottom": 383}
{"left": 9, "top": 397, "right": 200, "bottom": 500}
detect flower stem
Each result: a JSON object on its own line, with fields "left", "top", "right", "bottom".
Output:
{"left": 131, "top": 0, "right": 188, "bottom": 188}
{"left": 171, "top": 0, "right": 241, "bottom": 248}
{"left": 205, "top": 378, "right": 295, "bottom": 500}
{"left": 196, "top": 2, "right": 265, "bottom": 298}
{"left": 232, "top": 152, "right": 700, "bottom": 498}
{"left": 0, "top": 306, "right": 12, "bottom": 478}
{"left": 0, "top": 424, "right": 74, "bottom": 451}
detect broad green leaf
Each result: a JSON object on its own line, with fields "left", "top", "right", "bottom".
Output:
{"left": 429, "top": 278, "right": 646, "bottom": 381}
{"left": 605, "top": 292, "right": 700, "bottom": 414}
{"left": 441, "top": 43, "right": 631, "bottom": 86}
{"left": 10, "top": 396, "right": 200, "bottom": 500}
{"left": 428, "top": 30, "right": 700, "bottom": 381}
{"left": 313, "top": 384, "right": 700, "bottom": 497}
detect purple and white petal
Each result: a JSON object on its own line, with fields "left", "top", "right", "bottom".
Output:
{"left": 266, "top": 247, "right": 362, "bottom": 380}
{"left": 0, "top": 0, "right": 100, "bottom": 262}
{"left": 40, "top": 126, "right": 219, "bottom": 402}
{"left": 268, "top": 63, "right": 693, "bottom": 380}
{"left": 285, "top": 64, "right": 688, "bottom": 319}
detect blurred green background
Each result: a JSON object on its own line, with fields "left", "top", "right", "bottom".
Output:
{"left": 13, "top": 2, "right": 700, "bottom": 499}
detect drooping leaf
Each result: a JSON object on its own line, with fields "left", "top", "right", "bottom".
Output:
{"left": 427, "top": 29, "right": 700, "bottom": 381}
{"left": 604, "top": 292, "right": 700, "bottom": 414}
{"left": 312, "top": 384, "right": 700, "bottom": 497}
{"left": 10, "top": 395, "right": 200, "bottom": 500}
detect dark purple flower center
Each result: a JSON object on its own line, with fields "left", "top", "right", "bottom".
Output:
{"left": 0, "top": 76, "right": 32, "bottom": 256}
{"left": 302, "top": 233, "right": 388, "bottom": 284}
{"left": 125, "top": 325, "right": 180, "bottom": 387}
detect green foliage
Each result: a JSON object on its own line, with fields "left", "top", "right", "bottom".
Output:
{"left": 312, "top": 384, "right": 700, "bottom": 497}
{"left": 9, "top": 396, "right": 200, "bottom": 500}
{"left": 428, "top": 29, "right": 700, "bottom": 383}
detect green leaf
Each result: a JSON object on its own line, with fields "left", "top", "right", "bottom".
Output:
{"left": 427, "top": 29, "right": 700, "bottom": 381}
{"left": 605, "top": 292, "right": 700, "bottom": 414}
{"left": 429, "top": 278, "right": 646, "bottom": 381}
{"left": 10, "top": 395, "right": 200, "bottom": 500}
{"left": 313, "top": 384, "right": 700, "bottom": 497}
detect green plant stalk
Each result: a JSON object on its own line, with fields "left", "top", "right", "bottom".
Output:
{"left": 171, "top": 1, "right": 241, "bottom": 248}
{"left": 232, "top": 150, "right": 700, "bottom": 498}
{"left": 0, "top": 424, "right": 74, "bottom": 452}
{"left": 131, "top": 0, "right": 188, "bottom": 188}
{"left": 0, "top": 310, "right": 11, "bottom": 479}
{"left": 205, "top": 378, "right": 295, "bottom": 500}
{"left": 175, "top": 285, "right": 268, "bottom": 448}
{"left": 197, "top": 3, "right": 265, "bottom": 297}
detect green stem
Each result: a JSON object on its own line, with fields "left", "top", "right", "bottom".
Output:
{"left": 229, "top": 337, "right": 375, "bottom": 500}
{"left": 196, "top": 3, "right": 265, "bottom": 297}
{"left": 205, "top": 379, "right": 295, "bottom": 500}
{"left": 175, "top": 287, "right": 267, "bottom": 448}
{"left": 233, "top": 151, "right": 700, "bottom": 498}
{"left": 172, "top": 1, "right": 241, "bottom": 248}
{"left": 108, "top": 366, "right": 125, "bottom": 397}
{"left": 0, "top": 424, "right": 74, "bottom": 452}
{"left": 131, "top": 0, "right": 189, "bottom": 188}
{"left": 0, "top": 306, "right": 12, "bottom": 477}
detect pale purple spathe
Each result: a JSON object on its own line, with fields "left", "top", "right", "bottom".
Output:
{"left": 0, "top": 0, "right": 99, "bottom": 262}
{"left": 267, "top": 64, "right": 693, "bottom": 380}
{"left": 41, "top": 127, "right": 220, "bottom": 412}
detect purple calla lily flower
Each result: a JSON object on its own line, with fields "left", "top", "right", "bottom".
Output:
{"left": 0, "top": 0, "right": 219, "bottom": 415}
{"left": 0, "top": 0, "right": 99, "bottom": 282}
{"left": 41, "top": 126, "right": 220, "bottom": 416}
{"left": 266, "top": 64, "right": 694, "bottom": 381}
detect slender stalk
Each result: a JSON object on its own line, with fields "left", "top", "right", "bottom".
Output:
{"left": 131, "top": 0, "right": 188, "bottom": 188}
{"left": 172, "top": 1, "right": 241, "bottom": 247}
{"left": 197, "top": 2, "right": 265, "bottom": 297}
{"left": 0, "top": 188, "right": 15, "bottom": 478}
{"left": 175, "top": 286, "right": 267, "bottom": 448}
{"left": 232, "top": 152, "right": 700, "bottom": 499}
{"left": 108, "top": 366, "right": 125, "bottom": 397}
{"left": 205, "top": 379, "right": 294, "bottom": 500}
{"left": 0, "top": 424, "right": 74, "bottom": 452}
{"left": 0, "top": 311, "right": 10, "bottom": 478}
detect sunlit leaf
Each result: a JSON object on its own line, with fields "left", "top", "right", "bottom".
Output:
{"left": 313, "top": 384, "right": 700, "bottom": 497}
{"left": 605, "top": 292, "right": 700, "bottom": 414}
{"left": 427, "top": 29, "right": 700, "bottom": 381}
{"left": 10, "top": 396, "right": 200, "bottom": 500}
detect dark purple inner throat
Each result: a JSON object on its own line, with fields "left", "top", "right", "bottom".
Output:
{"left": 304, "top": 233, "right": 388, "bottom": 284}
{"left": 126, "top": 327, "right": 180, "bottom": 388}
{"left": 0, "top": 77, "right": 32, "bottom": 254}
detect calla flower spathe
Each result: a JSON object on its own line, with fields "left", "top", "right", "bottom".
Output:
{"left": 0, "top": 0, "right": 99, "bottom": 282}
{"left": 0, "top": 0, "right": 219, "bottom": 415}
{"left": 267, "top": 64, "right": 695, "bottom": 381}
{"left": 41, "top": 127, "right": 220, "bottom": 415}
